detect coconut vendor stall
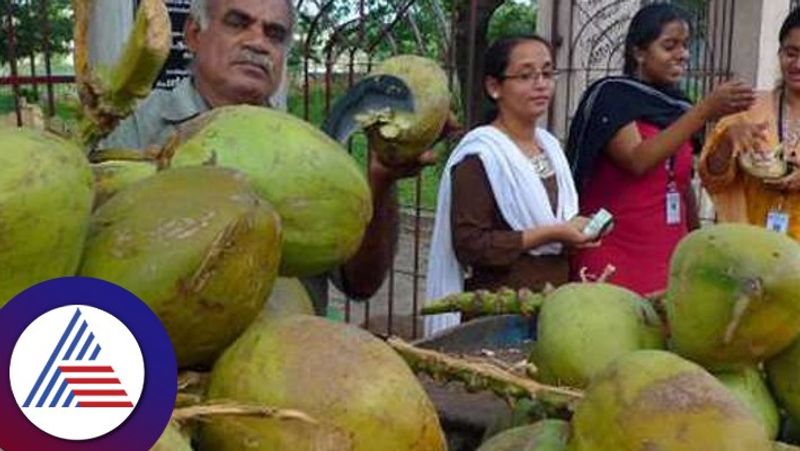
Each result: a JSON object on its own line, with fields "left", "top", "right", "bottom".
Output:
{"left": 3, "top": 0, "right": 800, "bottom": 450}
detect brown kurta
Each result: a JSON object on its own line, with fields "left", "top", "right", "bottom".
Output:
{"left": 450, "top": 155, "right": 569, "bottom": 292}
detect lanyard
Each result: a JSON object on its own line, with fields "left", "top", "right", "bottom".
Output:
{"left": 773, "top": 90, "right": 790, "bottom": 210}
{"left": 779, "top": 89, "right": 787, "bottom": 143}
{"left": 666, "top": 155, "right": 677, "bottom": 191}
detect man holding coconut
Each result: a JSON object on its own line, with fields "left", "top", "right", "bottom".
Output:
{"left": 103, "top": 0, "right": 438, "bottom": 315}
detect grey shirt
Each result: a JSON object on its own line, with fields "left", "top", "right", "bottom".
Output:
{"left": 99, "top": 77, "right": 209, "bottom": 151}
{"left": 99, "top": 77, "right": 340, "bottom": 314}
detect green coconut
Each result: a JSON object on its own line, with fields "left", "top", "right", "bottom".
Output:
{"left": 359, "top": 54, "right": 451, "bottom": 166}
{"left": 160, "top": 105, "right": 372, "bottom": 277}
{"left": 666, "top": 224, "right": 800, "bottom": 370}
{"left": 478, "top": 419, "right": 570, "bottom": 451}
{"left": 0, "top": 127, "right": 93, "bottom": 306}
{"left": 151, "top": 421, "right": 192, "bottom": 451}
{"left": 91, "top": 158, "right": 156, "bottom": 209}
{"left": 567, "top": 350, "right": 772, "bottom": 451}
{"left": 767, "top": 337, "right": 800, "bottom": 424}
{"left": 200, "top": 315, "right": 446, "bottom": 451}
{"left": 261, "top": 277, "right": 315, "bottom": 319}
{"left": 531, "top": 282, "right": 665, "bottom": 388}
{"left": 79, "top": 166, "right": 282, "bottom": 367}
{"left": 716, "top": 366, "right": 780, "bottom": 439}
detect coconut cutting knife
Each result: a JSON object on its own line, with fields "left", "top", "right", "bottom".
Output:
{"left": 321, "top": 74, "right": 416, "bottom": 144}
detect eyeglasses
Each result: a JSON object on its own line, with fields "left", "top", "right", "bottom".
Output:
{"left": 501, "top": 69, "right": 560, "bottom": 84}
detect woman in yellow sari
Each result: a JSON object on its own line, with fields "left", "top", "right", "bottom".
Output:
{"left": 700, "top": 8, "right": 800, "bottom": 239}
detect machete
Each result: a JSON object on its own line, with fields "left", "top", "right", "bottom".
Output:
{"left": 320, "top": 74, "right": 415, "bottom": 143}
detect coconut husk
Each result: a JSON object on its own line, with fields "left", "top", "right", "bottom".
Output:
{"left": 74, "top": 0, "right": 171, "bottom": 147}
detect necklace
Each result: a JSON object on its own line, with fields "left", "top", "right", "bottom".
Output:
{"left": 528, "top": 152, "right": 555, "bottom": 178}
{"left": 494, "top": 120, "right": 554, "bottom": 178}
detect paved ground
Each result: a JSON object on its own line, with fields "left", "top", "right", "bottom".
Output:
{"left": 328, "top": 209, "right": 435, "bottom": 340}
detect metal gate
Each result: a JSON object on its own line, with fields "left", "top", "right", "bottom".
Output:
{"left": 1, "top": 0, "right": 74, "bottom": 128}
{"left": 292, "top": 0, "right": 459, "bottom": 340}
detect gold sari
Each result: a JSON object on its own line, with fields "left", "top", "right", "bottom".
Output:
{"left": 699, "top": 89, "right": 800, "bottom": 239}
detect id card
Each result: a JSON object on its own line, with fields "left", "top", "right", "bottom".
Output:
{"left": 666, "top": 191, "right": 682, "bottom": 225}
{"left": 767, "top": 210, "right": 790, "bottom": 234}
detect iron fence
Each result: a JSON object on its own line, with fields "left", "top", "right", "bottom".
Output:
{"left": 2, "top": 0, "right": 74, "bottom": 126}
{"left": 291, "top": 0, "right": 467, "bottom": 340}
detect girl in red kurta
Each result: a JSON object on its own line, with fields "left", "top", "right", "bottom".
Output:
{"left": 566, "top": 4, "right": 755, "bottom": 294}
{"left": 575, "top": 122, "right": 692, "bottom": 294}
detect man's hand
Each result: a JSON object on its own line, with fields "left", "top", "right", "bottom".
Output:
{"left": 368, "top": 148, "right": 437, "bottom": 187}
{"left": 342, "top": 143, "right": 437, "bottom": 300}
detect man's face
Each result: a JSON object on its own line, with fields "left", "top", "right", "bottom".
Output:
{"left": 185, "top": 0, "right": 291, "bottom": 107}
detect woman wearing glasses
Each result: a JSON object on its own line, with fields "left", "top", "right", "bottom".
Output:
{"left": 700, "top": 8, "right": 800, "bottom": 240}
{"left": 425, "top": 35, "right": 590, "bottom": 336}
{"left": 567, "top": 3, "right": 754, "bottom": 295}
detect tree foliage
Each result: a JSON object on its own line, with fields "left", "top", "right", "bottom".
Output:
{"left": 289, "top": 0, "right": 541, "bottom": 123}
{"left": 488, "top": 0, "right": 537, "bottom": 42}
{"left": 0, "top": 0, "right": 73, "bottom": 65}
{"left": 292, "top": 0, "right": 455, "bottom": 69}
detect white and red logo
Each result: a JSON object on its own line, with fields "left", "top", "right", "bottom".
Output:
{"left": 8, "top": 305, "right": 145, "bottom": 441}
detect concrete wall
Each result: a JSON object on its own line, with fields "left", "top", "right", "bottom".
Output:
{"left": 537, "top": 0, "right": 640, "bottom": 141}
{"left": 744, "top": 0, "right": 790, "bottom": 90}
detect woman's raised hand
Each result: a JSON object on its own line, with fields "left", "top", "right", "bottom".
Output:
{"left": 727, "top": 121, "right": 770, "bottom": 156}
{"left": 699, "top": 80, "right": 757, "bottom": 120}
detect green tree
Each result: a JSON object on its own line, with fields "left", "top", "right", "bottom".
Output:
{"left": 292, "top": 0, "right": 451, "bottom": 69}
{"left": 1, "top": 0, "right": 73, "bottom": 99}
{"left": 488, "top": 0, "right": 537, "bottom": 42}
{"left": 289, "top": 0, "right": 544, "bottom": 126}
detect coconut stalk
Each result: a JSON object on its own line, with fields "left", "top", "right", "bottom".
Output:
{"left": 387, "top": 337, "right": 582, "bottom": 413}
{"left": 172, "top": 401, "right": 318, "bottom": 425}
{"left": 89, "top": 147, "right": 160, "bottom": 163}
{"left": 420, "top": 286, "right": 546, "bottom": 316}
{"left": 421, "top": 265, "right": 620, "bottom": 317}
{"left": 74, "top": 0, "right": 171, "bottom": 147}
{"left": 644, "top": 289, "right": 669, "bottom": 331}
